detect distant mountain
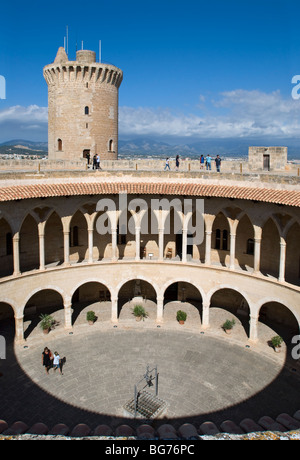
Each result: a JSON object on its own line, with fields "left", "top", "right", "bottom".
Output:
{"left": 1, "top": 137, "right": 299, "bottom": 160}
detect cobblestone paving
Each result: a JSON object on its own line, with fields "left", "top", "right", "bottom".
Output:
{"left": 1, "top": 308, "right": 300, "bottom": 432}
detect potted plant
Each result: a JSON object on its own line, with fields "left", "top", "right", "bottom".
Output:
{"left": 39, "top": 314, "right": 54, "bottom": 334}
{"left": 222, "top": 319, "right": 236, "bottom": 334}
{"left": 132, "top": 304, "right": 148, "bottom": 321}
{"left": 86, "top": 311, "right": 96, "bottom": 325}
{"left": 271, "top": 335, "right": 283, "bottom": 352}
{"left": 176, "top": 310, "right": 187, "bottom": 325}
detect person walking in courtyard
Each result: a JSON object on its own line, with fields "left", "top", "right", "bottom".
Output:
{"left": 53, "top": 351, "right": 63, "bottom": 375}
{"left": 206, "top": 154, "right": 212, "bottom": 171}
{"left": 96, "top": 154, "right": 101, "bottom": 170}
{"left": 200, "top": 155, "right": 205, "bottom": 169}
{"left": 42, "top": 347, "right": 53, "bottom": 375}
{"left": 175, "top": 155, "right": 180, "bottom": 171}
{"left": 215, "top": 155, "right": 222, "bottom": 172}
{"left": 164, "top": 157, "right": 170, "bottom": 170}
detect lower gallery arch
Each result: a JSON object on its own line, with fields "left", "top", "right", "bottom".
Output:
{"left": 71, "top": 282, "right": 112, "bottom": 325}
{"left": 163, "top": 281, "right": 202, "bottom": 326}
{"left": 209, "top": 288, "right": 250, "bottom": 338}
{"left": 0, "top": 302, "right": 15, "bottom": 343}
{"left": 258, "top": 301, "right": 300, "bottom": 349}
{"left": 23, "top": 289, "right": 64, "bottom": 340}
{"left": 117, "top": 279, "right": 157, "bottom": 321}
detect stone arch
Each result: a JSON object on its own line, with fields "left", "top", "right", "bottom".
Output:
{"left": 235, "top": 213, "right": 255, "bottom": 272}
{"left": 20, "top": 213, "right": 39, "bottom": 273}
{"left": 45, "top": 211, "right": 64, "bottom": 266}
{"left": 23, "top": 288, "right": 65, "bottom": 340}
{"left": 285, "top": 221, "right": 300, "bottom": 286}
{"left": 116, "top": 209, "right": 135, "bottom": 260}
{"left": 164, "top": 206, "right": 184, "bottom": 260}
{"left": 261, "top": 217, "right": 280, "bottom": 279}
{"left": 258, "top": 300, "right": 300, "bottom": 346}
{"left": 208, "top": 287, "right": 252, "bottom": 338}
{"left": 93, "top": 207, "right": 113, "bottom": 261}
{"left": 140, "top": 208, "right": 159, "bottom": 259}
{"left": 0, "top": 301, "right": 16, "bottom": 343}
{"left": 185, "top": 209, "right": 206, "bottom": 262}
{"left": 117, "top": 278, "right": 158, "bottom": 321}
{"left": 71, "top": 281, "right": 112, "bottom": 326}
{"left": 69, "top": 210, "right": 88, "bottom": 263}
{"left": 0, "top": 217, "right": 13, "bottom": 277}
{"left": 163, "top": 280, "right": 203, "bottom": 325}
{"left": 211, "top": 211, "right": 230, "bottom": 267}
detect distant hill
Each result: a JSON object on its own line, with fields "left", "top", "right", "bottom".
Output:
{"left": 0, "top": 137, "right": 299, "bottom": 160}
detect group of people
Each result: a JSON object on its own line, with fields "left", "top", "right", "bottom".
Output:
{"left": 164, "top": 154, "right": 222, "bottom": 172}
{"left": 42, "top": 347, "right": 64, "bottom": 375}
{"left": 200, "top": 154, "right": 222, "bottom": 172}
{"left": 86, "top": 152, "right": 101, "bottom": 170}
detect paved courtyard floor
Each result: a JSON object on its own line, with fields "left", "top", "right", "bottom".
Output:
{"left": 1, "top": 306, "right": 300, "bottom": 432}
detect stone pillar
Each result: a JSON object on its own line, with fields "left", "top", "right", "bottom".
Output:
{"left": 279, "top": 239, "right": 286, "bottom": 282}
{"left": 135, "top": 226, "right": 141, "bottom": 261}
{"left": 182, "top": 229, "right": 187, "bottom": 263}
{"left": 63, "top": 231, "right": 70, "bottom": 266}
{"left": 253, "top": 237, "right": 262, "bottom": 274}
{"left": 111, "top": 296, "right": 118, "bottom": 323}
{"left": 202, "top": 301, "right": 210, "bottom": 329}
{"left": 38, "top": 232, "right": 45, "bottom": 271}
{"left": 158, "top": 228, "right": 164, "bottom": 261}
{"left": 111, "top": 228, "right": 118, "bottom": 261}
{"left": 13, "top": 234, "right": 20, "bottom": 276}
{"left": 249, "top": 314, "right": 259, "bottom": 343}
{"left": 14, "top": 315, "right": 24, "bottom": 344}
{"left": 229, "top": 233, "right": 236, "bottom": 270}
{"left": 156, "top": 296, "right": 164, "bottom": 323}
{"left": 88, "top": 229, "right": 93, "bottom": 263}
{"left": 63, "top": 301, "right": 73, "bottom": 330}
{"left": 205, "top": 231, "right": 212, "bottom": 265}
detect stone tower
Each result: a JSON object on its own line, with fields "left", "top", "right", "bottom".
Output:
{"left": 43, "top": 47, "right": 123, "bottom": 161}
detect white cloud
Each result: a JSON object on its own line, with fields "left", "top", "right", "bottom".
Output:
{"left": 1, "top": 90, "right": 300, "bottom": 143}
{"left": 120, "top": 90, "right": 300, "bottom": 139}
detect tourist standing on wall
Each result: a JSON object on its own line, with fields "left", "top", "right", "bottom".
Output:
{"left": 215, "top": 155, "right": 221, "bottom": 172}
{"left": 206, "top": 154, "right": 212, "bottom": 171}
{"left": 175, "top": 155, "right": 180, "bottom": 171}
{"left": 200, "top": 155, "right": 205, "bottom": 169}
{"left": 92, "top": 154, "right": 97, "bottom": 170}
{"left": 96, "top": 154, "right": 101, "bottom": 170}
{"left": 164, "top": 158, "right": 171, "bottom": 170}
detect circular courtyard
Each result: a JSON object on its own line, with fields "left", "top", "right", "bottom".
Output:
{"left": 1, "top": 317, "right": 300, "bottom": 431}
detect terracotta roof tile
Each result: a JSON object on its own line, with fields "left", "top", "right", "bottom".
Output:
{"left": 0, "top": 181, "right": 299, "bottom": 207}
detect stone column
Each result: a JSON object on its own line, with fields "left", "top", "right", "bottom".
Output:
{"left": 88, "top": 229, "right": 94, "bottom": 263}
{"left": 202, "top": 301, "right": 210, "bottom": 329}
{"left": 158, "top": 228, "right": 164, "bottom": 261}
{"left": 135, "top": 226, "right": 141, "bottom": 261}
{"left": 111, "top": 228, "right": 118, "bottom": 261}
{"left": 229, "top": 233, "right": 236, "bottom": 270}
{"left": 14, "top": 315, "right": 24, "bottom": 344}
{"left": 38, "top": 232, "right": 45, "bottom": 271}
{"left": 111, "top": 296, "right": 118, "bottom": 323}
{"left": 182, "top": 229, "right": 188, "bottom": 263}
{"left": 13, "top": 234, "right": 20, "bottom": 276}
{"left": 156, "top": 296, "right": 164, "bottom": 323}
{"left": 63, "top": 231, "right": 70, "bottom": 266}
{"left": 253, "top": 237, "right": 262, "bottom": 274}
{"left": 279, "top": 239, "right": 286, "bottom": 282}
{"left": 249, "top": 314, "right": 259, "bottom": 343}
{"left": 205, "top": 231, "right": 212, "bottom": 265}
{"left": 64, "top": 301, "right": 73, "bottom": 330}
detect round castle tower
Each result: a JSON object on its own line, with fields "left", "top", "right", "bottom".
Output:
{"left": 43, "top": 47, "right": 123, "bottom": 161}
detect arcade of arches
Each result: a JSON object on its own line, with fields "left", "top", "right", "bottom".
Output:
{"left": 0, "top": 193, "right": 299, "bottom": 346}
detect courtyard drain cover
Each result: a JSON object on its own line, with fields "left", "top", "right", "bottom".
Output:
{"left": 124, "top": 391, "right": 167, "bottom": 419}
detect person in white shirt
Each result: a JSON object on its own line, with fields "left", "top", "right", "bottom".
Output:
{"left": 53, "top": 351, "right": 63, "bottom": 375}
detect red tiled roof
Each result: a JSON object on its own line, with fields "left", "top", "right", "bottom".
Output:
{"left": 0, "top": 181, "right": 299, "bottom": 207}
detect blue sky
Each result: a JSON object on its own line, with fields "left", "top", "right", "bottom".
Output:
{"left": 1, "top": 0, "right": 300, "bottom": 145}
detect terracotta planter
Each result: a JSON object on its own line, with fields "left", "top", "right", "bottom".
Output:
{"left": 179, "top": 320, "right": 185, "bottom": 325}
{"left": 136, "top": 316, "right": 142, "bottom": 322}
{"left": 42, "top": 328, "right": 49, "bottom": 335}
{"left": 225, "top": 329, "right": 232, "bottom": 335}
{"left": 88, "top": 320, "right": 94, "bottom": 325}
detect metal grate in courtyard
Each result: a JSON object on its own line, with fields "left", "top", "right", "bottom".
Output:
{"left": 124, "top": 391, "right": 167, "bottom": 419}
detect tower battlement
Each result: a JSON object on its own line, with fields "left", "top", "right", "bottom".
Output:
{"left": 43, "top": 47, "right": 123, "bottom": 162}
